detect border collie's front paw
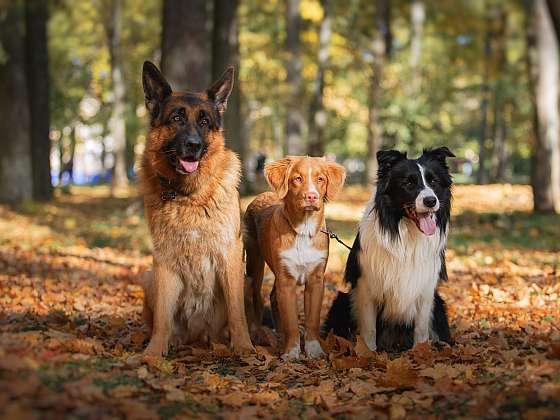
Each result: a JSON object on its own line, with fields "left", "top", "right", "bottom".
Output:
{"left": 364, "top": 334, "right": 377, "bottom": 352}
{"left": 305, "top": 340, "right": 325, "bottom": 358}
{"left": 281, "top": 346, "right": 301, "bottom": 361}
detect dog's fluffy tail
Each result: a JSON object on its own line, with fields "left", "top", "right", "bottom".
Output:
{"left": 322, "top": 291, "right": 356, "bottom": 339}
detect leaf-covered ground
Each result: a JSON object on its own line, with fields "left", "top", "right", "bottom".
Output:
{"left": 0, "top": 184, "right": 559, "bottom": 419}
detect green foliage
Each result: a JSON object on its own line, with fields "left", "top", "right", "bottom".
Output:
{"left": 48, "top": 0, "right": 534, "bottom": 179}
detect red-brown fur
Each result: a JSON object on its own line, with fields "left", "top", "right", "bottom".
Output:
{"left": 244, "top": 156, "right": 346, "bottom": 359}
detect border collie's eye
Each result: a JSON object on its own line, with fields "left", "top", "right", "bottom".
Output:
{"left": 405, "top": 179, "right": 415, "bottom": 187}
{"left": 429, "top": 177, "right": 438, "bottom": 185}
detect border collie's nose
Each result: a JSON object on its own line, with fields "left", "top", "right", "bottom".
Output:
{"left": 423, "top": 196, "right": 437, "bottom": 208}
{"left": 305, "top": 192, "right": 319, "bottom": 203}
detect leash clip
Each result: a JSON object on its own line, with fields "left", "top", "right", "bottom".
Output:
{"left": 321, "top": 228, "right": 352, "bottom": 251}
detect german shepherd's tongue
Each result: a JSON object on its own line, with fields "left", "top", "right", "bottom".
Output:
{"left": 180, "top": 160, "right": 199, "bottom": 173}
{"left": 417, "top": 213, "right": 436, "bottom": 236}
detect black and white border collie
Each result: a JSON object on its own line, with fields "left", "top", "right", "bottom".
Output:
{"left": 323, "top": 147, "right": 455, "bottom": 352}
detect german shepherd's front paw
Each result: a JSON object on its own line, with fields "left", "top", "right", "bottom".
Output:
{"left": 143, "top": 339, "right": 168, "bottom": 357}
{"left": 232, "top": 342, "right": 256, "bottom": 356}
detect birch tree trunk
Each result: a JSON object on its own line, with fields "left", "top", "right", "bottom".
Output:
{"left": 409, "top": 0, "right": 425, "bottom": 94}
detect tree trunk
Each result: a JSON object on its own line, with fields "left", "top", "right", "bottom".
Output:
{"left": 528, "top": 0, "right": 560, "bottom": 213}
{"left": 490, "top": 6, "right": 508, "bottom": 183}
{"left": 0, "top": 1, "right": 33, "bottom": 203}
{"left": 107, "top": 0, "right": 128, "bottom": 191}
{"left": 285, "top": 0, "right": 305, "bottom": 155}
{"left": 213, "top": 0, "right": 248, "bottom": 192}
{"left": 477, "top": 12, "right": 492, "bottom": 185}
{"left": 364, "top": 0, "right": 391, "bottom": 185}
{"left": 161, "top": 0, "right": 211, "bottom": 91}
{"left": 25, "top": 0, "right": 52, "bottom": 201}
{"left": 546, "top": 0, "right": 560, "bottom": 39}
{"left": 308, "top": 0, "right": 331, "bottom": 157}
{"left": 409, "top": 0, "right": 425, "bottom": 94}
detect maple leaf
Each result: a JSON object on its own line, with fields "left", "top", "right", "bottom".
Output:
{"left": 382, "top": 357, "right": 418, "bottom": 388}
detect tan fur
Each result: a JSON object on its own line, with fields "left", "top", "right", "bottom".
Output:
{"left": 139, "top": 65, "right": 253, "bottom": 356}
{"left": 244, "top": 156, "right": 346, "bottom": 358}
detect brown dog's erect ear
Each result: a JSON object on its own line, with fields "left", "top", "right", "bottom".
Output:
{"left": 325, "top": 160, "right": 346, "bottom": 201}
{"left": 265, "top": 158, "right": 293, "bottom": 199}
{"left": 207, "top": 66, "right": 235, "bottom": 113}
{"left": 142, "top": 61, "right": 172, "bottom": 122}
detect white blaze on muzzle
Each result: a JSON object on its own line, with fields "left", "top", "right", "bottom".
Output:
{"left": 416, "top": 164, "right": 440, "bottom": 213}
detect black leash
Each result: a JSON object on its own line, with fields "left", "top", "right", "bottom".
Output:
{"left": 321, "top": 227, "right": 352, "bottom": 251}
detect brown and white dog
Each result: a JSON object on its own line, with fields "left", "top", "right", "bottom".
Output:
{"left": 139, "top": 61, "right": 253, "bottom": 356}
{"left": 244, "top": 156, "right": 346, "bottom": 359}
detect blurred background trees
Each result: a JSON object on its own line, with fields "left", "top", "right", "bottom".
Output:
{"left": 0, "top": 0, "right": 559, "bottom": 212}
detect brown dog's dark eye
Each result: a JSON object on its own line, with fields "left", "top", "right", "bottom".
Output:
{"left": 294, "top": 176, "right": 303, "bottom": 183}
{"left": 172, "top": 115, "right": 181, "bottom": 122}
{"left": 317, "top": 176, "right": 325, "bottom": 183}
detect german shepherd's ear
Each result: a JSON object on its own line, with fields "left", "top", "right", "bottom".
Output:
{"left": 325, "top": 160, "right": 346, "bottom": 202}
{"left": 207, "top": 66, "right": 234, "bottom": 113}
{"left": 265, "top": 157, "right": 293, "bottom": 199}
{"left": 142, "top": 61, "right": 172, "bottom": 122}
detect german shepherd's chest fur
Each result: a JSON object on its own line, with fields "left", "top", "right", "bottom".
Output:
{"left": 141, "top": 149, "right": 244, "bottom": 345}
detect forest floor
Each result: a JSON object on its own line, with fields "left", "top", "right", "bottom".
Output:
{"left": 0, "top": 184, "right": 559, "bottom": 419}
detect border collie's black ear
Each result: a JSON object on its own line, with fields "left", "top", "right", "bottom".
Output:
{"left": 142, "top": 61, "right": 172, "bottom": 122}
{"left": 207, "top": 66, "right": 234, "bottom": 113}
{"left": 423, "top": 147, "right": 455, "bottom": 162}
{"left": 377, "top": 150, "right": 407, "bottom": 169}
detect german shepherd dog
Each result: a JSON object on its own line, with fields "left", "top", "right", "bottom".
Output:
{"left": 140, "top": 61, "right": 254, "bottom": 356}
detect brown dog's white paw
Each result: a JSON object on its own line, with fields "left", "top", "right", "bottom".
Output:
{"left": 305, "top": 340, "right": 325, "bottom": 358}
{"left": 281, "top": 346, "right": 301, "bottom": 361}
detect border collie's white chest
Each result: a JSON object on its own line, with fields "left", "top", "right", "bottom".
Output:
{"left": 357, "top": 210, "right": 447, "bottom": 323}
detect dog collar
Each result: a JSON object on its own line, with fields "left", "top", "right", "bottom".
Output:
{"left": 157, "top": 174, "right": 188, "bottom": 201}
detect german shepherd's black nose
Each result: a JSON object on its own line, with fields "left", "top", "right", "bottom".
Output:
{"left": 177, "top": 133, "right": 203, "bottom": 159}
{"left": 423, "top": 196, "right": 437, "bottom": 208}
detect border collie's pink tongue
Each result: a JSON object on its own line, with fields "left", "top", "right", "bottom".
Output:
{"left": 180, "top": 159, "right": 199, "bottom": 173}
{"left": 418, "top": 213, "right": 436, "bottom": 236}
